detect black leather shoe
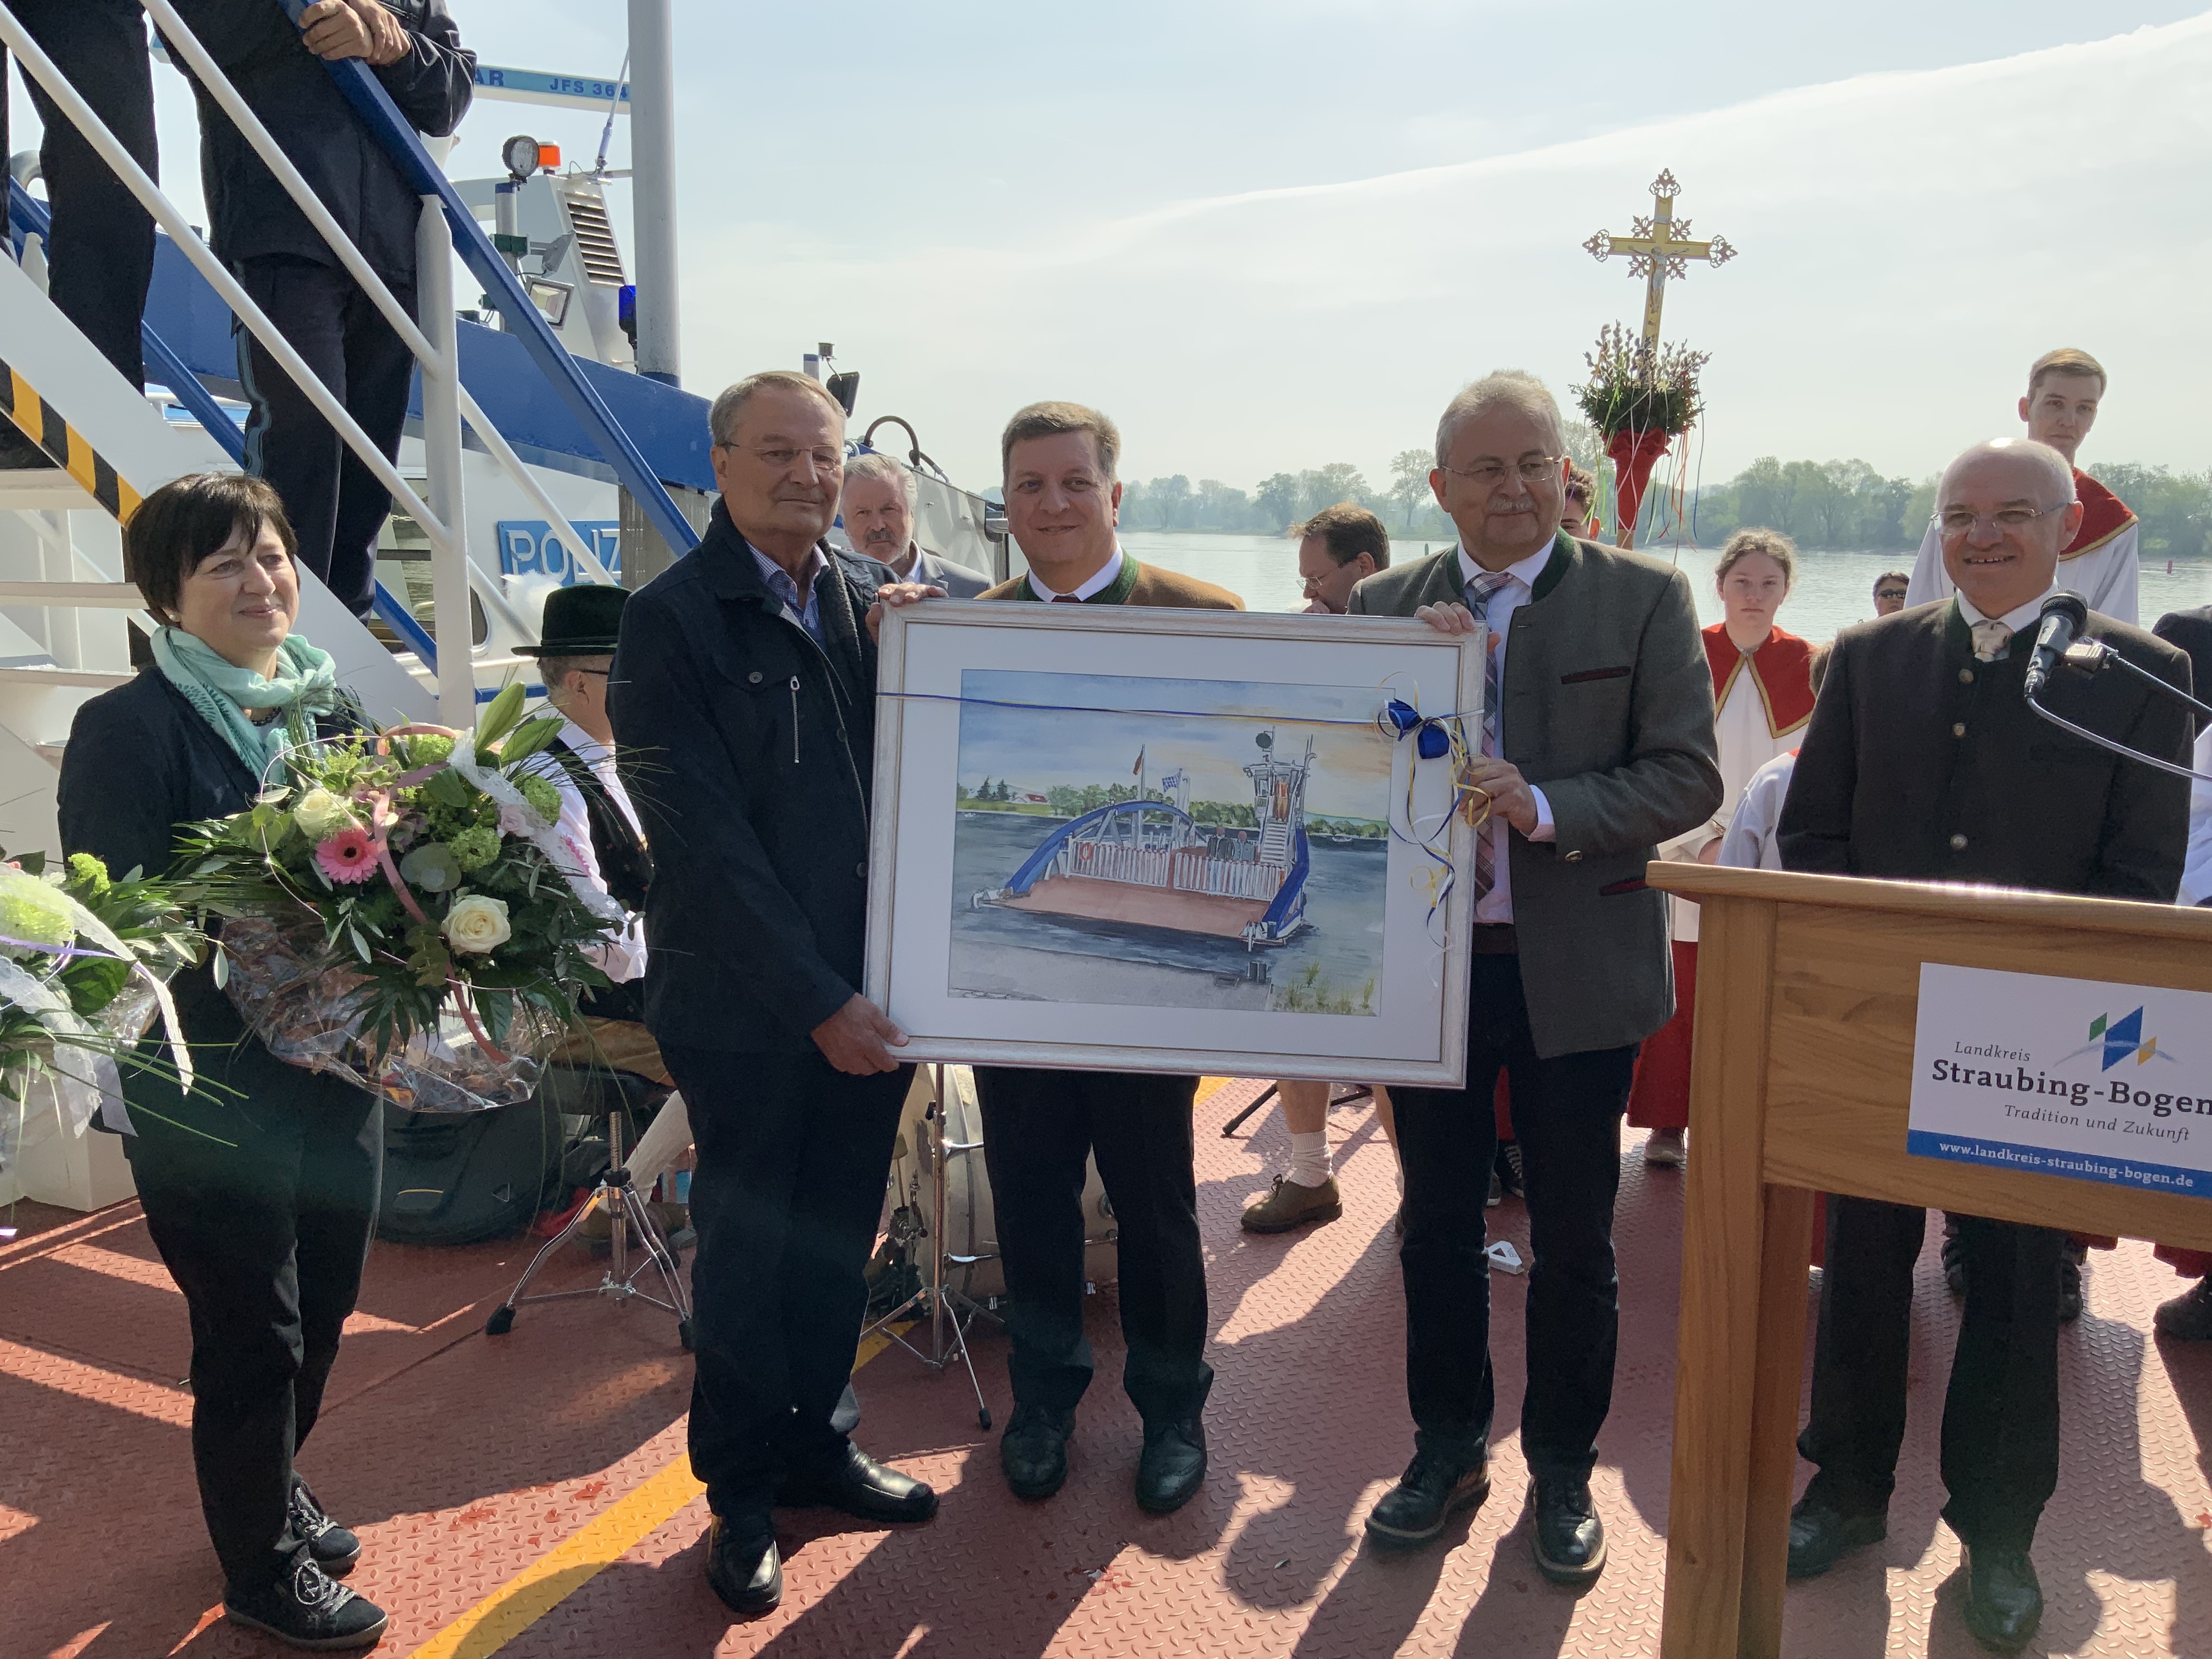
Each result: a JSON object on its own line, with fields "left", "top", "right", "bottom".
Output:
{"left": 2157, "top": 1277, "right": 2212, "bottom": 1340}
{"left": 777, "top": 1443, "right": 938, "bottom": 1523}
{"left": 290, "top": 1477, "right": 361, "bottom": 1577}
{"left": 1531, "top": 1476, "right": 1606, "bottom": 1584}
{"left": 704, "top": 1514, "right": 782, "bottom": 1617}
{"left": 1000, "top": 1403, "right": 1075, "bottom": 1500}
{"left": 1786, "top": 1497, "right": 1887, "bottom": 1579}
{"left": 1136, "top": 1418, "right": 1207, "bottom": 1514}
{"left": 1363, "top": 1449, "right": 1490, "bottom": 1549}
{"left": 1961, "top": 1544, "right": 2042, "bottom": 1652}
{"left": 224, "top": 1559, "right": 388, "bottom": 1650}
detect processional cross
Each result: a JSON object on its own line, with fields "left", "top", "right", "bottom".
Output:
{"left": 1581, "top": 170, "right": 1736, "bottom": 348}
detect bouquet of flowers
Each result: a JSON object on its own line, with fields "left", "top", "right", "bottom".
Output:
{"left": 175, "top": 685, "right": 620, "bottom": 1113}
{"left": 1572, "top": 321, "right": 1714, "bottom": 548}
{"left": 0, "top": 852, "right": 200, "bottom": 1176}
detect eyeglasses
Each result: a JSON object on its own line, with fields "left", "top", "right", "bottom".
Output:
{"left": 1874, "top": 588, "right": 1909, "bottom": 602}
{"left": 1440, "top": 455, "right": 1565, "bottom": 489}
{"left": 1932, "top": 505, "right": 2063, "bottom": 538}
{"left": 718, "top": 442, "right": 844, "bottom": 474}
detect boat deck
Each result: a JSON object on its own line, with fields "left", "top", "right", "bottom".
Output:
{"left": 5, "top": 1076, "right": 2211, "bottom": 1658}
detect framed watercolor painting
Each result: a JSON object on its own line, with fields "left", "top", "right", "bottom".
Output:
{"left": 864, "top": 602, "right": 1485, "bottom": 1085}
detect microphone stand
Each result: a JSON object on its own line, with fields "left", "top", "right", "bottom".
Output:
{"left": 2024, "top": 641, "right": 2212, "bottom": 785}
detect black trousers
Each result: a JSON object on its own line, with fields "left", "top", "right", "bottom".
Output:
{"left": 1799, "top": 1200, "right": 2062, "bottom": 1550}
{"left": 126, "top": 1053, "right": 381, "bottom": 1593}
{"left": 661, "top": 1042, "right": 909, "bottom": 1519}
{"left": 235, "top": 255, "right": 417, "bottom": 617}
{"left": 1, "top": 0, "right": 156, "bottom": 390}
{"left": 972, "top": 1067, "right": 1212, "bottom": 1424}
{"left": 1390, "top": 952, "right": 1637, "bottom": 1480}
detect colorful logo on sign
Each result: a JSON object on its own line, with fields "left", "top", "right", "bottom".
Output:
{"left": 2059, "top": 1008, "right": 2178, "bottom": 1070}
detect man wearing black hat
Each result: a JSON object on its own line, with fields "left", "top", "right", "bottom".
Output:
{"left": 517, "top": 583, "right": 661, "bottom": 1079}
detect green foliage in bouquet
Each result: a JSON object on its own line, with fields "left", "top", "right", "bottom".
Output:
{"left": 1572, "top": 321, "right": 1713, "bottom": 439}
{"left": 173, "top": 683, "right": 614, "bottom": 1066}
{"left": 0, "top": 851, "right": 203, "bottom": 1105}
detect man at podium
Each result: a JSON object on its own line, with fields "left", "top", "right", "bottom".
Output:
{"left": 1776, "top": 437, "right": 2193, "bottom": 1652}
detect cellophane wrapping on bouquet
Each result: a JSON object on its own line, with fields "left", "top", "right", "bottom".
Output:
{"left": 221, "top": 916, "right": 557, "bottom": 1113}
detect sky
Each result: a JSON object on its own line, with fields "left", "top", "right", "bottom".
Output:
{"left": 955, "top": 672, "right": 1390, "bottom": 818}
{"left": 10, "top": 2, "right": 2212, "bottom": 494}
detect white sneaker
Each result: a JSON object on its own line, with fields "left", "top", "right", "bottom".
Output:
{"left": 1644, "top": 1127, "right": 1686, "bottom": 1167}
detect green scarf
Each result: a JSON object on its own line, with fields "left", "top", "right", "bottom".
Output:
{"left": 151, "top": 627, "right": 342, "bottom": 783}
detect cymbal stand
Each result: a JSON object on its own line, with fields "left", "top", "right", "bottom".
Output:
{"left": 861, "top": 1065, "right": 998, "bottom": 1429}
{"left": 486, "top": 1103, "right": 694, "bottom": 1348}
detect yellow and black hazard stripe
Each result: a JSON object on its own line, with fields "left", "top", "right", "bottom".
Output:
{"left": 0, "top": 355, "right": 140, "bottom": 522}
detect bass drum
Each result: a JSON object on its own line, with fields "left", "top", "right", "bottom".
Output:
{"left": 886, "top": 1064, "right": 1118, "bottom": 1302}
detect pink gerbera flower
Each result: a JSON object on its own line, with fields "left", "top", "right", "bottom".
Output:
{"left": 315, "top": 825, "right": 379, "bottom": 884}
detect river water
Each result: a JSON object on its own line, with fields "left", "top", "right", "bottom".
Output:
{"left": 1124, "top": 531, "right": 2212, "bottom": 643}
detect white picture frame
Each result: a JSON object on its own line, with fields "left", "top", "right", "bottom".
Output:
{"left": 865, "top": 601, "right": 1485, "bottom": 1085}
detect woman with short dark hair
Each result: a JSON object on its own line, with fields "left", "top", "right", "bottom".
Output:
{"left": 57, "top": 472, "right": 387, "bottom": 1650}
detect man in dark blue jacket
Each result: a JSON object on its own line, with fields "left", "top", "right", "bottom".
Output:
{"left": 612, "top": 370, "right": 939, "bottom": 1620}
{"left": 170, "top": 0, "right": 473, "bottom": 616}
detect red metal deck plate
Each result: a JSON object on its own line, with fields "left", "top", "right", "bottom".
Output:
{"left": 5, "top": 1079, "right": 2212, "bottom": 1658}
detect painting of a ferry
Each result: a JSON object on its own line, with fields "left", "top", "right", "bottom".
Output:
{"left": 948, "top": 670, "right": 1391, "bottom": 1015}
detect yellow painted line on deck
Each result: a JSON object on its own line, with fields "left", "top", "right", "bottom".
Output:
{"left": 400, "top": 1321, "right": 913, "bottom": 1659}
{"left": 1197, "top": 1076, "right": 1231, "bottom": 1103}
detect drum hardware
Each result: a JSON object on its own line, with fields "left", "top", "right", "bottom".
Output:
{"left": 862, "top": 1064, "right": 1000, "bottom": 1429}
{"left": 1221, "top": 1082, "right": 1374, "bottom": 1137}
{"left": 484, "top": 1097, "right": 695, "bottom": 1348}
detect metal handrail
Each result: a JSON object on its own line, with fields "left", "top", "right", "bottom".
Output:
{"left": 10, "top": 176, "right": 492, "bottom": 678}
{"left": 138, "top": 0, "right": 619, "bottom": 592}
{"left": 269, "top": 0, "right": 700, "bottom": 561}
{"left": 0, "top": 4, "right": 539, "bottom": 671}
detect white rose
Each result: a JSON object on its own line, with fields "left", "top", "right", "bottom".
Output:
{"left": 292, "top": 787, "right": 357, "bottom": 840}
{"left": 442, "top": 894, "right": 512, "bottom": 955}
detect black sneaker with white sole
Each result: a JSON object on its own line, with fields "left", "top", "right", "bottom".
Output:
{"left": 225, "top": 1558, "right": 389, "bottom": 1650}
{"left": 291, "top": 1476, "right": 362, "bottom": 1575}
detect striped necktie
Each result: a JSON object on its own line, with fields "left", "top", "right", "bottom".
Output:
{"left": 1464, "top": 569, "right": 1514, "bottom": 900}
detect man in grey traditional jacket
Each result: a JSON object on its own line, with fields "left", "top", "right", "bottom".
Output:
{"left": 1347, "top": 371, "right": 1720, "bottom": 1582}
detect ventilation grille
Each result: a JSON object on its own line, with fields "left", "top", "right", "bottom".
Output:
{"left": 560, "top": 191, "right": 627, "bottom": 286}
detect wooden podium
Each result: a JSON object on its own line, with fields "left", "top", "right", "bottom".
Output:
{"left": 1646, "top": 862, "right": 2212, "bottom": 1659}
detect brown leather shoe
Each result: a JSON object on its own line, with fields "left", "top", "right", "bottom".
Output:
{"left": 1241, "top": 1173, "right": 1342, "bottom": 1234}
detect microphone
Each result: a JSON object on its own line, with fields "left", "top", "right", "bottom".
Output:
{"left": 2022, "top": 590, "right": 2089, "bottom": 699}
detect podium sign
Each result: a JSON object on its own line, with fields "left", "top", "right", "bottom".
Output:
{"left": 1646, "top": 862, "right": 2212, "bottom": 1659}
{"left": 1907, "top": 964, "right": 2212, "bottom": 1195}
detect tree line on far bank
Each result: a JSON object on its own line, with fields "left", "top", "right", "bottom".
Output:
{"left": 1116, "top": 428, "right": 2212, "bottom": 559}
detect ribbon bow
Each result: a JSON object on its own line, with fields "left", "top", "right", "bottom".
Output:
{"left": 1383, "top": 698, "right": 1455, "bottom": 760}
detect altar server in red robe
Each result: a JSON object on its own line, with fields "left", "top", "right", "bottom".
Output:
{"left": 1904, "top": 348, "right": 2138, "bottom": 622}
{"left": 1627, "top": 529, "right": 1815, "bottom": 1164}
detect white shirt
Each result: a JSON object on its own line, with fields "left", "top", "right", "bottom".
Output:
{"left": 2180, "top": 725, "right": 2212, "bottom": 908}
{"left": 1454, "top": 543, "right": 1558, "bottom": 924}
{"left": 1905, "top": 516, "right": 2138, "bottom": 624}
{"left": 1955, "top": 582, "right": 2059, "bottom": 643}
{"left": 1718, "top": 750, "right": 1798, "bottom": 873}
{"left": 1663, "top": 637, "right": 1807, "bottom": 942}
{"left": 531, "top": 715, "right": 647, "bottom": 984}
{"left": 1028, "top": 545, "right": 1125, "bottom": 603}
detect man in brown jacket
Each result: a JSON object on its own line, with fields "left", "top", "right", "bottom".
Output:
{"left": 964, "top": 402, "right": 1241, "bottom": 1515}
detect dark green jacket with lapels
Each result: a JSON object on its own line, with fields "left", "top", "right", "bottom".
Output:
{"left": 1348, "top": 531, "right": 1722, "bottom": 1059}
{"left": 1780, "top": 600, "right": 2191, "bottom": 899}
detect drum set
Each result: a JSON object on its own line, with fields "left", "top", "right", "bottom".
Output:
{"left": 866, "top": 1064, "right": 1119, "bottom": 1426}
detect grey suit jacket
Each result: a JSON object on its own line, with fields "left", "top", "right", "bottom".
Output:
{"left": 1349, "top": 533, "right": 1722, "bottom": 1058}
{"left": 910, "top": 546, "right": 994, "bottom": 599}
